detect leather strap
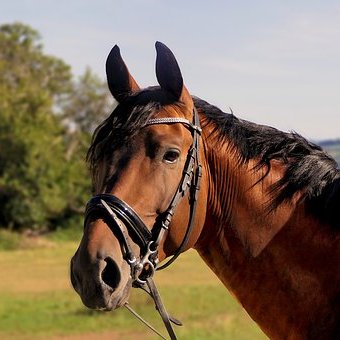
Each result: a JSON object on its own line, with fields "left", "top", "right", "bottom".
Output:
{"left": 124, "top": 277, "right": 181, "bottom": 339}
{"left": 146, "top": 277, "right": 178, "bottom": 339}
{"left": 156, "top": 107, "right": 202, "bottom": 270}
{"left": 145, "top": 117, "right": 202, "bottom": 134}
{"left": 85, "top": 194, "right": 152, "bottom": 248}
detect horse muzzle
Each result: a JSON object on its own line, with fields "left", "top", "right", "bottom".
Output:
{"left": 70, "top": 243, "right": 132, "bottom": 311}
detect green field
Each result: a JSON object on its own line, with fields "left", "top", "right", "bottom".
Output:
{"left": 0, "top": 240, "right": 266, "bottom": 339}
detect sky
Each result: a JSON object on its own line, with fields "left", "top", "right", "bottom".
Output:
{"left": 1, "top": 0, "right": 340, "bottom": 140}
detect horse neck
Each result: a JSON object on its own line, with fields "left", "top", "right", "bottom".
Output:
{"left": 197, "top": 123, "right": 300, "bottom": 257}
{"left": 195, "top": 120, "right": 340, "bottom": 338}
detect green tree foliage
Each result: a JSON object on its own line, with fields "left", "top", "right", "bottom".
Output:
{"left": 0, "top": 23, "right": 110, "bottom": 231}
{"left": 60, "top": 68, "right": 113, "bottom": 165}
{"left": 62, "top": 67, "right": 113, "bottom": 135}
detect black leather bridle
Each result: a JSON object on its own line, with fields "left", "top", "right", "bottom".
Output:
{"left": 84, "top": 107, "right": 202, "bottom": 339}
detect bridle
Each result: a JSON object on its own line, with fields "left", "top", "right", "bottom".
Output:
{"left": 84, "top": 107, "right": 202, "bottom": 339}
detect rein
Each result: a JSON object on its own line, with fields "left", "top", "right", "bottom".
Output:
{"left": 85, "top": 107, "right": 202, "bottom": 339}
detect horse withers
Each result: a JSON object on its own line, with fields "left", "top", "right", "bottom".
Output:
{"left": 71, "top": 42, "right": 340, "bottom": 339}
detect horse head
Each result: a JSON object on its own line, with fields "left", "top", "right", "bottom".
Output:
{"left": 70, "top": 42, "right": 208, "bottom": 312}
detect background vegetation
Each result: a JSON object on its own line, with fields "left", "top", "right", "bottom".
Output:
{"left": 0, "top": 22, "right": 112, "bottom": 233}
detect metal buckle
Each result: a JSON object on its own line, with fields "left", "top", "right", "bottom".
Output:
{"left": 133, "top": 241, "right": 159, "bottom": 285}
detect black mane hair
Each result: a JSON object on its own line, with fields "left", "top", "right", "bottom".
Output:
{"left": 194, "top": 97, "right": 340, "bottom": 228}
{"left": 87, "top": 89, "right": 340, "bottom": 228}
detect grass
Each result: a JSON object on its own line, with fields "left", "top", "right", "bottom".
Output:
{"left": 0, "top": 238, "right": 267, "bottom": 339}
{"left": 0, "top": 230, "right": 22, "bottom": 250}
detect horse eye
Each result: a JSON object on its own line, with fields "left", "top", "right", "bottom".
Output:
{"left": 163, "top": 150, "right": 180, "bottom": 163}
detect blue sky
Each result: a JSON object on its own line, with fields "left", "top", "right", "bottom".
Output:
{"left": 2, "top": 0, "right": 340, "bottom": 140}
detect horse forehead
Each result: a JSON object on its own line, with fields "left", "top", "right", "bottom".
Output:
{"left": 156, "top": 102, "right": 192, "bottom": 118}
{"left": 145, "top": 122, "right": 188, "bottom": 142}
{"left": 145, "top": 106, "right": 193, "bottom": 139}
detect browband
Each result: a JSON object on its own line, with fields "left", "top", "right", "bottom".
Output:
{"left": 145, "top": 117, "right": 202, "bottom": 133}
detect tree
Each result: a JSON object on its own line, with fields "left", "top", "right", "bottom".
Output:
{"left": 0, "top": 23, "right": 90, "bottom": 230}
{"left": 62, "top": 68, "right": 113, "bottom": 135}
{"left": 60, "top": 68, "right": 113, "bottom": 164}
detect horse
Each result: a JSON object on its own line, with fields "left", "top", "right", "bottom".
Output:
{"left": 70, "top": 42, "right": 340, "bottom": 339}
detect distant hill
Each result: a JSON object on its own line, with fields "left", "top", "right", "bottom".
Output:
{"left": 318, "top": 138, "right": 340, "bottom": 166}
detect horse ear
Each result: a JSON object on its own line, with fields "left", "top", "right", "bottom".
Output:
{"left": 106, "top": 45, "right": 140, "bottom": 102}
{"left": 155, "top": 42, "right": 184, "bottom": 101}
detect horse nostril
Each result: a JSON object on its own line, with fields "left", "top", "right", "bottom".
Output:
{"left": 101, "top": 257, "right": 121, "bottom": 290}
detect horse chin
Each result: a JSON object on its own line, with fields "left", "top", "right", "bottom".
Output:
{"left": 79, "top": 277, "right": 132, "bottom": 312}
{"left": 103, "top": 279, "right": 132, "bottom": 311}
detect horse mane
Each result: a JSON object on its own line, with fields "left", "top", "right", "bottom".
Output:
{"left": 87, "top": 89, "right": 340, "bottom": 228}
{"left": 194, "top": 97, "right": 340, "bottom": 228}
